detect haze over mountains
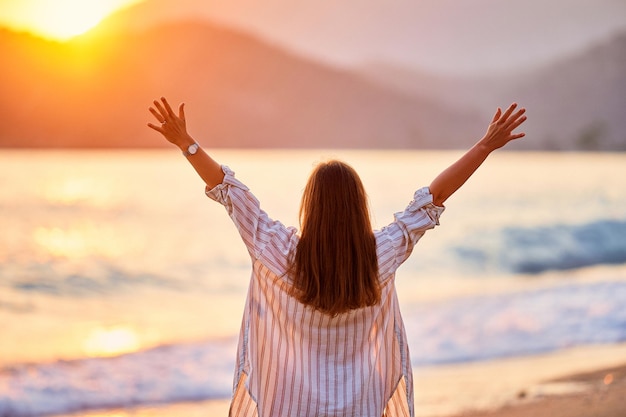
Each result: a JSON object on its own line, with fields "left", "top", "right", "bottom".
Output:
{"left": 91, "top": 0, "right": 626, "bottom": 76}
{"left": 0, "top": 22, "right": 482, "bottom": 149}
{"left": 0, "top": 1, "right": 624, "bottom": 150}
{"left": 361, "top": 31, "right": 626, "bottom": 151}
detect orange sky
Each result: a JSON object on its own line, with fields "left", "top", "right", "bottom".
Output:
{"left": 0, "top": 0, "right": 625, "bottom": 75}
{"left": 0, "top": 0, "right": 144, "bottom": 41}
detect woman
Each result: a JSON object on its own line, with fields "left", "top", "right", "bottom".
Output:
{"left": 148, "top": 98, "right": 526, "bottom": 417}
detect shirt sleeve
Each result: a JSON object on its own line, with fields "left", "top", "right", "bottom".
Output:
{"left": 205, "top": 165, "right": 298, "bottom": 275}
{"left": 376, "top": 187, "right": 444, "bottom": 277}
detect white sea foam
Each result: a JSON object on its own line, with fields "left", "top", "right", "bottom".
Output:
{"left": 0, "top": 340, "right": 235, "bottom": 417}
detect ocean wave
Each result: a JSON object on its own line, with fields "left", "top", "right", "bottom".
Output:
{"left": 404, "top": 280, "right": 626, "bottom": 365}
{"left": 6, "top": 266, "right": 184, "bottom": 298}
{"left": 0, "top": 340, "right": 236, "bottom": 417}
{"left": 452, "top": 219, "right": 626, "bottom": 274}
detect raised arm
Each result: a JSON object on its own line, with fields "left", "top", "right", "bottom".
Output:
{"left": 429, "top": 103, "right": 526, "bottom": 206}
{"left": 147, "top": 97, "right": 225, "bottom": 188}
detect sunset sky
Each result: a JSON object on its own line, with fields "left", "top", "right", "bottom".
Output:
{"left": 0, "top": 0, "right": 625, "bottom": 75}
{"left": 0, "top": 0, "right": 144, "bottom": 40}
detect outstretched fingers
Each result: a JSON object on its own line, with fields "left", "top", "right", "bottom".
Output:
{"left": 508, "top": 110, "right": 527, "bottom": 129}
{"left": 504, "top": 108, "right": 527, "bottom": 142}
{"left": 491, "top": 107, "right": 502, "bottom": 123}
{"left": 161, "top": 97, "right": 176, "bottom": 118}
{"left": 149, "top": 107, "right": 165, "bottom": 123}
{"left": 147, "top": 104, "right": 166, "bottom": 133}
{"left": 152, "top": 99, "right": 168, "bottom": 121}
{"left": 147, "top": 122, "right": 164, "bottom": 133}
{"left": 504, "top": 108, "right": 526, "bottom": 131}
{"left": 500, "top": 103, "right": 518, "bottom": 122}
{"left": 151, "top": 98, "right": 183, "bottom": 124}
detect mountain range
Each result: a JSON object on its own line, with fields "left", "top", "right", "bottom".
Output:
{"left": 0, "top": 21, "right": 483, "bottom": 149}
{"left": 361, "top": 31, "right": 626, "bottom": 151}
{"left": 0, "top": 10, "right": 624, "bottom": 150}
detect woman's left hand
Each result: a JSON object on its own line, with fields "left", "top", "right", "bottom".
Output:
{"left": 147, "top": 97, "right": 194, "bottom": 150}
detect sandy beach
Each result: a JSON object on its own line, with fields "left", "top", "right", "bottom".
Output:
{"left": 455, "top": 363, "right": 625, "bottom": 417}
{"left": 413, "top": 343, "right": 626, "bottom": 417}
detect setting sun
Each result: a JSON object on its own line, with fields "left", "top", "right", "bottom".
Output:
{"left": 83, "top": 325, "right": 141, "bottom": 357}
{"left": 0, "top": 0, "right": 144, "bottom": 41}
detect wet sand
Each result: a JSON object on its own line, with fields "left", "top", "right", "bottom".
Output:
{"left": 412, "top": 343, "right": 626, "bottom": 417}
{"left": 455, "top": 363, "right": 626, "bottom": 417}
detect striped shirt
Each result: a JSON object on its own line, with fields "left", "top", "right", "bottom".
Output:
{"left": 206, "top": 166, "right": 444, "bottom": 417}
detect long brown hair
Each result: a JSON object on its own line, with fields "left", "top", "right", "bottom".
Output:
{"left": 290, "top": 160, "right": 380, "bottom": 316}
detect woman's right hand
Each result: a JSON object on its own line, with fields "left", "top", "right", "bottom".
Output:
{"left": 429, "top": 103, "right": 527, "bottom": 205}
{"left": 479, "top": 103, "right": 527, "bottom": 152}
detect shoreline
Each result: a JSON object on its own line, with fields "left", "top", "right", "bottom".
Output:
{"left": 53, "top": 343, "right": 626, "bottom": 417}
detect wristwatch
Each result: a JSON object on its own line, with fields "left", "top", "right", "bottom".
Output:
{"left": 183, "top": 142, "right": 199, "bottom": 157}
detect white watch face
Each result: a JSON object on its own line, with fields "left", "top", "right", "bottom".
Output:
{"left": 188, "top": 143, "right": 199, "bottom": 155}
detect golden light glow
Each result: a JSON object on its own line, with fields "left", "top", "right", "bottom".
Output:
{"left": 83, "top": 325, "right": 141, "bottom": 357}
{"left": 42, "top": 177, "right": 111, "bottom": 206}
{"left": 34, "top": 226, "right": 92, "bottom": 258}
{"left": 33, "top": 223, "right": 140, "bottom": 259}
{"left": 34, "top": 176, "right": 142, "bottom": 259}
{"left": 0, "top": 0, "right": 144, "bottom": 41}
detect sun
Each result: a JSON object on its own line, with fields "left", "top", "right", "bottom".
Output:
{"left": 83, "top": 325, "right": 141, "bottom": 357}
{"left": 0, "top": 0, "right": 144, "bottom": 41}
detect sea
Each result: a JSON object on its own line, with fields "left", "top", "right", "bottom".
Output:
{"left": 1, "top": 149, "right": 625, "bottom": 416}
